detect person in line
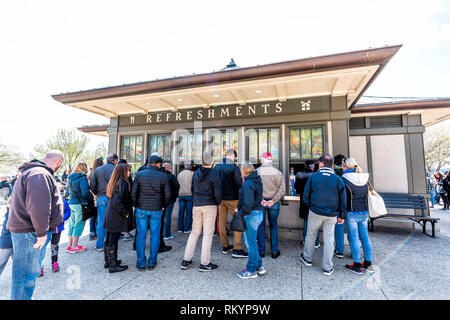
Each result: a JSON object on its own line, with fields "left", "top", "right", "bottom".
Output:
{"left": 0, "top": 207, "right": 13, "bottom": 276}
{"left": 295, "top": 160, "right": 320, "bottom": 248}
{"left": 299, "top": 154, "right": 347, "bottom": 276}
{"left": 39, "top": 197, "right": 71, "bottom": 276}
{"left": 90, "top": 153, "right": 118, "bottom": 252}
{"left": 61, "top": 171, "right": 69, "bottom": 184}
{"left": 181, "top": 152, "right": 222, "bottom": 272}
{"left": 433, "top": 172, "right": 442, "bottom": 205}
{"left": 256, "top": 152, "right": 285, "bottom": 259}
{"left": 67, "top": 162, "right": 93, "bottom": 253}
{"left": 7, "top": 151, "right": 64, "bottom": 300}
{"left": 340, "top": 157, "right": 373, "bottom": 274}
{"left": 236, "top": 163, "right": 265, "bottom": 279}
{"left": 213, "top": 149, "right": 247, "bottom": 258}
{"left": 87, "top": 157, "right": 104, "bottom": 241}
{"left": 426, "top": 172, "right": 436, "bottom": 208}
{"left": 333, "top": 154, "right": 347, "bottom": 259}
{"left": 442, "top": 171, "right": 450, "bottom": 211}
{"left": 117, "top": 158, "right": 135, "bottom": 242}
{"left": 131, "top": 155, "right": 171, "bottom": 271}
{"left": 177, "top": 163, "right": 194, "bottom": 234}
{"left": 104, "top": 163, "right": 133, "bottom": 273}
{"left": 161, "top": 161, "right": 180, "bottom": 245}
{"left": 0, "top": 176, "right": 12, "bottom": 194}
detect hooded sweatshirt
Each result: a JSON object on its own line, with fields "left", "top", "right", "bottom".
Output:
{"left": 341, "top": 169, "right": 370, "bottom": 215}
{"left": 7, "top": 160, "right": 63, "bottom": 237}
{"left": 191, "top": 166, "right": 222, "bottom": 207}
{"left": 238, "top": 171, "right": 263, "bottom": 215}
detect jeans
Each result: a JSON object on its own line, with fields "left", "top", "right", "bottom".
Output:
{"left": 135, "top": 208, "right": 163, "bottom": 268}
{"left": 428, "top": 190, "right": 435, "bottom": 207}
{"left": 178, "top": 196, "right": 193, "bottom": 232}
{"left": 257, "top": 201, "right": 280, "bottom": 254}
{"left": 96, "top": 196, "right": 108, "bottom": 249}
{"left": 0, "top": 211, "right": 12, "bottom": 250}
{"left": 10, "top": 231, "right": 52, "bottom": 300}
{"left": 346, "top": 211, "right": 372, "bottom": 263}
{"left": 303, "top": 210, "right": 336, "bottom": 272}
{"left": 0, "top": 248, "right": 13, "bottom": 276}
{"left": 303, "top": 220, "right": 320, "bottom": 246}
{"left": 244, "top": 210, "right": 263, "bottom": 273}
{"left": 334, "top": 221, "right": 345, "bottom": 254}
{"left": 163, "top": 202, "right": 175, "bottom": 237}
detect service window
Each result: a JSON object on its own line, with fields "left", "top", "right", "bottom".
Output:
{"left": 246, "top": 128, "right": 280, "bottom": 169}
{"left": 289, "top": 127, "right": 323, "bottom": 161}
{"left": 209, "top": 128, "right": 239, "bottom": 163}
{"left": 148, "top": 134, "right": 172, "bottom": 162}
{"left": 177, "top": 131, "right": 204, "bottom": 165}
{"left": 120, "top": 135, "right": 143, "bottom": 176}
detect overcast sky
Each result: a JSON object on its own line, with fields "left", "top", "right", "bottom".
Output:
{"left": 1, "top": 0, "right": 449, "bottom": 157}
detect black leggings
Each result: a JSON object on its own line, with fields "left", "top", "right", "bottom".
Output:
{"left": 105, "top": 232, "right": 121, "bottom": 248}
{"left": 51, "top": 233, "right": 62, "bottom": 263}
{"left": 440, "top": 193, "right": 450, "bottom": 209}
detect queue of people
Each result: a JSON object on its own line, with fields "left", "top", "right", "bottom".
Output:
{"left": 2, "top": 145, "right": 409, "bottom": 300}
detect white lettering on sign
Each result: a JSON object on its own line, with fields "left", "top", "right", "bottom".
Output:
{"left": 197, "top": 110, "right": 203, "bottom": 119}
{"left": 176, "top": 112, "right": 182, "bottom": 121}
{"left": 186, "top": 111, "right": 192, "bottom": 120}
{"left": 235, "top": 106, "right": 242, "bottom": 116}
{"left": 301, "top": 100, "right": 311, "bottom": 111}
{"left": 248, "top": 105, "right": 256, "bottom": 115}
{"left": 130, "top": 116, "right": 135, "bottom": 124}
{"left": 208, "top": 109, "right": 215, "bottom": 119}
{"left": 166, "top": 113, "right": 171, "bottom": 122}
{"left": 221, "top": 108, "right": 230, "bottom": 117}
{"left": 156, "top": 114, "right": 162, "bottom": 122}
{"left": 262, "top": 104, "right": 270, "bottom": 114}
{"left": 146, "top": 115, "right": 152, "bottom": 123}
{"left": 276, "top": 102, "right": 283, "bottom": 113}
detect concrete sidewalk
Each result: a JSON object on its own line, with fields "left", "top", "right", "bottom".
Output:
{"left": 0, "top": 205, "right": 449, "bottom": 300}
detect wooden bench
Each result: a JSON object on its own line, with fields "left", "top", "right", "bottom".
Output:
{"left": 368, "top": 193, "right": 440, "bottom": 238}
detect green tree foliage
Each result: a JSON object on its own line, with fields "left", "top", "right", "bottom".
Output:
{"left": 424, "top": 122, "right": 450, "bottom": 172}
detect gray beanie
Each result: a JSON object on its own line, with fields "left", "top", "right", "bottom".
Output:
{"left": 202, "top": 151, "right": 213, "bottom": 166}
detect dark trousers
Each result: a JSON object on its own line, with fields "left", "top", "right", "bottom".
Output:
{"left": 105, "top": 232, "right": 121, "bottom": 248}
{"left": 50, "top": 232, "right": 62, "bottom": 263}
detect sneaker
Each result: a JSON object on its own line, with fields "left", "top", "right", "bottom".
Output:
{"left": 237, "top": 269, "right": 258, "bottom": 279}
{"left": 259, "top": 252, "right": 265, "bottom": 258}
{"left": 158, "top": 245, "right": 172, "bottom": 253}
{"left": 345, "top": 263, "right": 363, "bottom": 275}
{"left": 39, "top": 267, "right": 44, "bottom": 277}
{"left": 222, "top": 245, "right": 233, "bottom": 254}
{"left": 314, "top": 243, "right": 321, "bottom": 249}
{"left": 147, "top": 264, "right": 156, "bottom": 270}
{"left": 163, "top": 234, "right": 175, "bottom": 241}
{"left": 323, "top": 268, "right": 334, "bottom": 276}
{"left": 122, "top": 233, "right": 134, "bottom": 241}
{"left": 300, "top": 254, "right": 312, "bottom": 267}
{"left": 89, "top": 234, "right": 97, "bottom": 241}
{"left": 66, "top": 246, "right": 72, "bottom": 253}
{"left": 256, "top": 265, "right": 266, "bottom": 275}
{"left": 334, "top": 250, "right": 344, "bottom": 258}
{"left": 70, "top": 245, "right": 87, "bottom": 254}
{"left": 95, "top": 247, "right": 104, "bottom": 252}
{"left": 52, "top": 262, "right": 60, "bottom": 272}
{"left": 177, "top": 230, "right": 183, "bottom": 234}
{"left": 180, "top": 260, "right": 193, "bottom": 270}
{"left": 271, "top": 251, "right": 280, "bottom": 259}
{"left": 183, "top": 230, "right": 191, "bottom": 234}
{"left": 232, "top": 249, "right": 248, "bottom": 258}
{"left": 199, "top": 263, "right": 218, "bottom": 272}
{"left": 361, "top": 261, "right": 374, "bottom": 273}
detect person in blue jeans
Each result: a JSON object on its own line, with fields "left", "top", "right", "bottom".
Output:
{"left": 131, "top": 155, "right": 172, "bottom": 270}
{"left": 237, "top": 163, "right": 265, "bottom": 279}
{"left": 90, "top": 154, "right": 118, "bottom": 251}
{"left": 333, "top": 154, "right": 346, "bottom": 258}
{"left": 341, "top": 158, "right": 373, "bottom": 274}
{"left": 0, "top": 208, "right": 13, "bottom": 276}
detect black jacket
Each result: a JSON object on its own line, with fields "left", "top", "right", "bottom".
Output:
{"left": 104, "top": 179, "right": 133, "bottom": 233}
{"left": 213, "top": 159, "right": 242, "bottom": 201}
{"left": 294, "top": 171, "right": 314, "bottom": 220}
{"left": 90, "top": 163, "right": 116, "bottom": 197}
{"left": 160, "top": 168, "right": 180, "bottom": 204}
{"left": 238, "top": 171, "right": 263, "bottom": 215}
{"left": 131, "top": 166, "right": 171, "bottom": 211}
{"left": 191, "top": 167, "right": 222, "bottom": 207}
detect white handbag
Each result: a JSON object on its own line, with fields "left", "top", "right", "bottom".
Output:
{"left": 367, "top": 188, "right": 387, "bottom": 218}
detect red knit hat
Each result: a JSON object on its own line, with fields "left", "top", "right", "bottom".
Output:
{"left": 261, "top": 152, "right": 272, "bottom": 160}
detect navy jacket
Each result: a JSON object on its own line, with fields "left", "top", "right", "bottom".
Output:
{"left": 160, "top": 168, "right": 180, "bottom": 204}
{"left": 191, "top": 167, "right": 222, "bottom": 207}
{"left": 90, "top": 163, "right": 116, "bottom": 197}
{"left": 68, "top": 172, "right": 93, "bottom": 205}
{"left": 238, "top": 171, "right": 263, "bottom": 215}
{"left": 303, "top": 167, "right": 347, "bottom": 218}
{"left": 131, "top": 165, "right": 171, "bottom": 211}
{"left": 213, "top": 159, "right": 242, "bottom": 201}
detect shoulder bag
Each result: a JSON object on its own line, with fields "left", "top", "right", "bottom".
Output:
{"left": 367, "top": 182, "right": 387, "bottom": 218}
{"left": 230, "top": 209, "right": 246, "bottom": 232}
{"left": 70, "top": 181, "right": 97, "bottom": 221}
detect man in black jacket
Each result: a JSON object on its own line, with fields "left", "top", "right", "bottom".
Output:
{"left": 131, "top": 155, "right": 171, "bottom": 270}
{"left": 90, "top": 153, "right": 118, "bottom": 252}
{"left": 213, "top": 149, "right": 247, "bottom": 258}
{"left": 160, "top": 161, "right": 180, "bottom": 252}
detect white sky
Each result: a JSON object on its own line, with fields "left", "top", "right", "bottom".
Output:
{"left": 1, "top": 0, "right": 449, "bottom": 157}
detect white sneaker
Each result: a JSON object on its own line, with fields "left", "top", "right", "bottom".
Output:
{"left": 323, "top": 268, "right": 334, "bottom": 276}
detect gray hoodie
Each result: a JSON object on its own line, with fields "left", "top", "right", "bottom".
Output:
{"left": 7, "top": 160, "right": 63, "bottom": 237}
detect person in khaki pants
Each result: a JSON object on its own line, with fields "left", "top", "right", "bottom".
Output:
{"left": 181, "top": 152, "right": 223, "bottom": 272}
{"left": 214, "top": 149, "right": 247, "bottom": 258}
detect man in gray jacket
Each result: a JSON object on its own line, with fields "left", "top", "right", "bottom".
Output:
{"left": 256, "top": 152, "right": 285, "bottom": 259}
{"left": 90, "top": 153, "right": 118, "bottom": 251}
{"left": 7, "top": 150, "right": 64, "bottom": 300}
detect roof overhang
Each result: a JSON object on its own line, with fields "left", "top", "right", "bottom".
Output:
{"left": 352, "top": 99, "right": 450, "bottom": 126}
{"left": 77, "top": 125, "right": 109, "bottom": 137}
{"left": 53, "top": 45, "right": 401, "bottom": 118}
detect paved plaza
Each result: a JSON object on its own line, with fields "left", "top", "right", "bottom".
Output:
{"left": 0, "top": 204, "right": 449, "bottom": 300}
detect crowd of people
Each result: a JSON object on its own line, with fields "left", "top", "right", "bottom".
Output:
{"left": 1, "top": 147, "right": 447, "bottom": 300}
{"left": 427, "top": 171, "right": 450, "bottom": 210}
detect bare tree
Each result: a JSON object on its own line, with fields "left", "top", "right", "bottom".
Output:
{"left": 424, "top": 122, "right": 450, "bottom": 172}
{"left": 0, "top": 143, "right": 25, "bottom": 172}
